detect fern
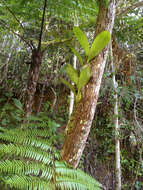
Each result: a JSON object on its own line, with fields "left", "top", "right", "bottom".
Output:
{"left": 0, "top": 126, "right": 102, "bottom": 190}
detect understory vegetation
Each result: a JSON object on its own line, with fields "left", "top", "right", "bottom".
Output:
{"left": 0, "top": 125, "right": 101, "bottom": 190}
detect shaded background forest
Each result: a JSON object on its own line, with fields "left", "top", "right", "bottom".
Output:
{"left": 0, "top": 0, "right": 143, "bottom": 189}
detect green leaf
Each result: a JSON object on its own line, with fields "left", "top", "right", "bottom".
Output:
{"left": 73, "top": 26, "right": 90, "bottom": 56}
{"left": 60, "top": 77, "right": 76, "bottom": 95}
{"left": 77, "top": 65, "right": 91, "bottom": 92}
{"left": 87, "top": 31, "right": 111, "bottom": 63}
{"left": 13, "top": 98, "right": 23, "bottom": 111}
{"left": 66, "top": 64, "right": 79, "bottom": 85}
{"left": 71, "top": 47, "right": 83, "bottom": 65}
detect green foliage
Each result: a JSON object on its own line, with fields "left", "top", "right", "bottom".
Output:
{"left": 0, "top": 127, "right": 101, "bottom": 190}
{"left": 47, "top": 0, "right": 98, "bottom": 24}
{"left": 13, "top": 98, "right": 23, "bottom": 111}
{"left": 61, "top": 64, "right": 91, "bottom": 102}
{"left": 0, "top": 0, "right": 143, "bottom": 188}
{"left": 61, "top": 28, "right": 110, "bottom": 102}
{"left": 71, "top": 47, "right": 83, "bottom": 65}
{"left": 76, "top": 92, "right": 82, "bottom": 103}
{"left": 87, "top": 31, "right": 111, "bottom": 63}
{"left": 0, "top": 98, "right": 23, "bottom": 127}
{"left": 60, "top": 77, "right": 76, "bottom": 95}
{"left": 115, "top": 6, "right": 143, "bottom": 46}
{"left": 73, "top": 26, "right": 90, "bottom": 56}
{"left": 77, "top": 65, "right": 91, "bottom": 93}
{"left": 66, "top": 64, "right": 79, "bottom": 85}
{"left": 73, "top": 27, "right": 111, "bottom": 63}
{"left": 0, "top": 99, "right": 64, "bottom": 144}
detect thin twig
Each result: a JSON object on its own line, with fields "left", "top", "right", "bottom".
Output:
{"left": 0, "top": 20, "right": 33, "bottom": 49}
{"left": 38, "top": 0, "right": 47, "bottom": 51}
{"left": 117, "top": 1, "right": 143, "bottom": 16}
{"left": 43, "top": 38, "right": 72, "bottom": 52}
{"left": 1, "top": 0, "right": 34, "bottom": 49}
{"left": 2, "top": 0, "right": 25, "bottom": 32}
{"left": 50, "top": 87, "right": 57, "bottom": 113}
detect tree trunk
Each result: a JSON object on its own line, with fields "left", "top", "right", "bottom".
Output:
{"left": 69, "top": 20, "right": 78, "bottom": 117}
{"left": 24, "top": 49, "right": 43, "bottom": 116}
{"left": 69, "top": 54, "right": 77, "bottom": 117}
{"left": 61, "top": 0, "right": 116, "bottom": 168}
{"left": 110, "top": 43, "right": 121, "bottom": 190}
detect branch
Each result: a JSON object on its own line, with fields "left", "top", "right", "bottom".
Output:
{"left": 2, "top": 0, "right": 35, "bottom": 49}
{"left": 2, "top": 0, "right": 25, "bottom": 32}
{"left": 0, "top": 20, "right": 33, "bottom": 49}
{"left": 117, "top": 1, "right": 143, "bottom": 16}
{"left": 38, "top": 0, "right": 47, "bottom": 51}
{"left": 42, "top": 38, "right": 72, "bottom": 52}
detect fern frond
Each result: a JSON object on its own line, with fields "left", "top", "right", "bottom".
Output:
{"left": 24, "top": 121, "right": 47, "bottom": 128}
{"left": 12, "top": 127, "right": 51, "bottom": 138}
{"left": 0, "top": 127, "right": 102, "bottom": 190}
{"left": 0, "top": 160, "right": 53, "bottom": 179}
{"left": 0, "top": 144, "right": 53, "bottom": 164}
{"left": 0, "top": 132, "right": 51, "bottom": 149}
{"left": 1, "top": 174, "right": 54, "bottom": 190}
{"left": 0, "top": 128, "right": 60, "bottom": 159}
{"left": 56, "top": 167, "right": 101, "bottom": 187}
{"left": 56, "top": 176, "right": 101, "bottom": 190}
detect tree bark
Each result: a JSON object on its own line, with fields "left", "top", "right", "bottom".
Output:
{"left": 69, "top": 19, "right": 79, "bottom": 117}
{"left": 24, "top": 49, "right": 43, "bottom": 116}
{"left": 110, "top": 43, "right": 121, "bottom": 190}
{"left": 69, "top": 54, "right": 77, "bottom": 117}
{"left": 61, "top": 0, "right": 116, "bottom": 168}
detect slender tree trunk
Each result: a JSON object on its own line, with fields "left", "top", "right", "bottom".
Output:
{"left": 24, "top": 0, "right": 47, "bottom": 117}
{"left": 61, "top": 0, "right": 116, "bottom": 168}
{"left": 69, "top": 54, "right": 77, "bottom": 117}
{"left": 24, "top": 49, "right": 43, "bottom": 116}
{"left": 110, "top": 44, "right": 121, "bottom": 190}
{"left": 69, "top": 19, "right": 78, "bottom": 117}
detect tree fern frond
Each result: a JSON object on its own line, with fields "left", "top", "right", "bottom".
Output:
{"left": 0, "top": 132, "right": 51, "bottom": 150}
{"left": 0, "top": 144, "right": 53, "bottom": 164}
{"left": 12, "top": 128, "right": 52, "bottom": 138}
{"left": 1, "top": 174, "right": 54, "bottom": 190}
{"left": 0, "top": 129, "right": 60, "bottom": 159}
{"left": 56, "top": 176, "right": 101, "bottom": 190}
{"left": 56, "top": 167, "right": 101, "bottom": 187}
{"left": 0, "top": 127, "right": 101, "bottom": 190}
{"left": 0, "top": 160, "right": 53, "bottom": 179}
{"left": 24, "top": 121, "right": 47, "bottom": 128}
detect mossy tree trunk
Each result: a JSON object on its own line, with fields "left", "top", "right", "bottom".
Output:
{"left": 61, "top": 0, "right": 116, "bottom": 168}
{"left": 24, "top": 0, "right": 47, "bottom": 117}
{"left": 24, "top": 49, "right": 43, "bottom": 116}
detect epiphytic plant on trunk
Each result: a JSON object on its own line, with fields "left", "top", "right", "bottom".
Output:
{"left": 61, "top": 27, "right": 110, "bottom": 105}
{"left": 61, "top": 0, "right": 116, "bottom": 168}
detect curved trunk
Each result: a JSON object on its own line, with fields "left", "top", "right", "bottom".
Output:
{"left": 61, "top": 0, "right": 116, "bottom": 168}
